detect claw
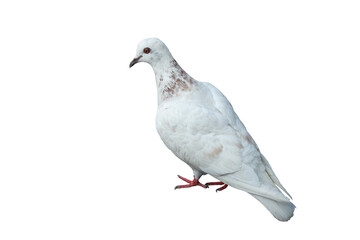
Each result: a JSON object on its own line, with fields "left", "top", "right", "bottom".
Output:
{"left": 175, "top": 175, "right": 208, "bottom": 189}
{"left": 205, "top": 181, "right": 228, "bottom": 192}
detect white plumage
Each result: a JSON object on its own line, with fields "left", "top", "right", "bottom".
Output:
{"left": 130, "top": 38, "right": 295, "bottom": 221}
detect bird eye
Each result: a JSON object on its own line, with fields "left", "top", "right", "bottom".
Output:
{"left": 143, "top": 48, "right": 151, "bottom": 54}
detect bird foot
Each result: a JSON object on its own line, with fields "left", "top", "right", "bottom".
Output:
{"left": 205, "top": 181, "right": 228, "bottom": 192}
{"left": 175, "top": 175, "right": 208, "bottom": 190}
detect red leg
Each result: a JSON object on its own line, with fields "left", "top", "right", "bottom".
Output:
{"left": 175, "top": 175, "right": 208, "bottom": 190}
{"left": 205, "top": 182, "right": 224, "bottom": 186}
{"left": 205, "top": 181, "right": 228, "bottom": 192}
{"left": 215, "top": 184, "right": 228, "bottom": 192}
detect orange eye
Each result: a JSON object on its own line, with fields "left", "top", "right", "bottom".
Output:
{"left": 143, "top": 48, "right": 151, "bottom": 54}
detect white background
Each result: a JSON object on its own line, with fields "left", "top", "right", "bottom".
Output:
{"left": 1, "top": 0, "right": 359, "bottom": 239}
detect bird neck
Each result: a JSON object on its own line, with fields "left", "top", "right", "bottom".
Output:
{"left": 152, "top": 59, "right": 196, "bottom": 104}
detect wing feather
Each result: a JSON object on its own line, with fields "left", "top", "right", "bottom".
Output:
{"left": 199, "top": 82, "right": 291, "bottom": 202}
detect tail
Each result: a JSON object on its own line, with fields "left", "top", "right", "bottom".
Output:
{"left": 251, "top": 194, "right": 296, "bottom": 221}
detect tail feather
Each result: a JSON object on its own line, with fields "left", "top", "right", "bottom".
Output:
{"left": 260, "top": 154, "right": 292, "bottom": 199}
{"left": 251, "top": 193, "right": 296, "bottom": 221}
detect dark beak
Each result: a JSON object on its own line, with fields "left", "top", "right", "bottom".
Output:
{"left": 129, "top": 56, "right": 142, "bottom": 68}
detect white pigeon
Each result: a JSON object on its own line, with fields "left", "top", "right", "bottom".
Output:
{"left": 130, "top": 38, "right": 295, "bottom": 221}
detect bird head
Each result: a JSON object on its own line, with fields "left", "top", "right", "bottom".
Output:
{"left": 129, "top": 38, "right": 173, "bottom": 68}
